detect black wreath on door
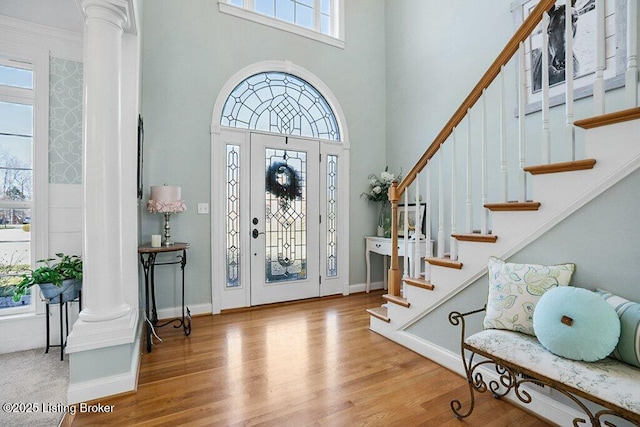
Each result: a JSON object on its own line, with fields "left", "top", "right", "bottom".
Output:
{"left": 265, "top": 162, "right": 302, "bottom": 208}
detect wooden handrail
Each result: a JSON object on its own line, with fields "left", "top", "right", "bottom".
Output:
{"left": 395, "top": 0, "right": 556, "bottom": 196}
{"left": 387, "top": 0, "right": 556, "bottom": 297}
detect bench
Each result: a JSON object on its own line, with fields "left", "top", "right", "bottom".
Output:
{"left": 449, "top": 307, "right": 640, "bottom": 426}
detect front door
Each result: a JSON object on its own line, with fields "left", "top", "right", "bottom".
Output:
{"left": 249, "top": 133, "right": 320, "bottom": 305}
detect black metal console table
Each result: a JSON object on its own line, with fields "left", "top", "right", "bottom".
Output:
{"left": 138, "top": 242, "right": 191, "bottom": 352}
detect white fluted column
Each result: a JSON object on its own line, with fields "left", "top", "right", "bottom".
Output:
{"left": 79, "top": 0, "right": 131, "bottom": 322}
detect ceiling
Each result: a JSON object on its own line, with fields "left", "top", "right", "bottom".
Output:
{"left": 0, "top": 0, "right": 84, "bottom": 33}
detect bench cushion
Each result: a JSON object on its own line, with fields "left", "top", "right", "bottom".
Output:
{"left": 465, "top": 329, "right": 640, "bottom": 416}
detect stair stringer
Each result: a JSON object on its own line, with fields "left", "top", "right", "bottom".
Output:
{"left": 370, "top": 117, "right": 640, "bottom": 338}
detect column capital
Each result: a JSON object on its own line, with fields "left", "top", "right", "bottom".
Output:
{"left": 75, "top": 0, "right": 137, "bottom": 34}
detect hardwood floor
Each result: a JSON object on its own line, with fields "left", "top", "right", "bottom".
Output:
{"left": 71, "top": 291, "right": 550, "bottom": 426}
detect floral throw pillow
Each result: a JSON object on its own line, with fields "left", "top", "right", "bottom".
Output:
{"left": 483, "top": 256, "right": 576, "bottom": 336}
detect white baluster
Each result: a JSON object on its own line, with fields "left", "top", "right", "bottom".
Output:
{"left": 450, "top": 128, "right": 458, "bottom": 261}
{"left": 627, "top": 0, "right": 639, "bottom": 107}
{"left": 593, "top": 0, "right": 606, "bottom": 114}
{"left": 481, "top": 90, "right": 488, "bottom": 235}
{"left": 403, "top": 190, "right": 409, "bottom": 278}
{"left": 566, "top": 0, "right": 576, "bottom": 161}
{"left": 500, "top": 66, "right": 508, "bottom": 202}
{"left": 542, "top": 12, "right": 551, "bottom": 164}
{"left": 466, "top": 111, "right": 473, "bottom": 233}
{"left": 518, "top": 42, "right": 527, "bottom": 202}
{"left": 424, "top": 163, "right": 432, "bottom": 281}
{"left": 413, "top": 171, "right": 421, "bottom": 277}
{"left": 438, "top": 147, "right": 445, "bottom": 258}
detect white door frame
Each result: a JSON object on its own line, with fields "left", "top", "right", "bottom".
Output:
{"left": 210, "top": 61, "right": 350, "bottom": 313}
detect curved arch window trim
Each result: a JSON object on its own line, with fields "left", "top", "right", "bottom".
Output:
{"left": 211, "top": 60, "right": 349, "bottom": 143}
{"left": 221, "top": 72, "right": 340, "bottom": 141}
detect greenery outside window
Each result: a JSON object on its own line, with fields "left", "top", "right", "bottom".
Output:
{"left": 0, "top": 58, "right": 35, "bottom": 315}
{"left": 218, "top": 0, "right": 345, "bottom": 49}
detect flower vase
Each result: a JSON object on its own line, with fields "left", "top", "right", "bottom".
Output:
{"left": 378, "top": 201, "right": 392, "bottom": 238}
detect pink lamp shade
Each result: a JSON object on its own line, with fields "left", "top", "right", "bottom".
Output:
{"left": 147, "top": 185, "right": 187, "bottom": 213}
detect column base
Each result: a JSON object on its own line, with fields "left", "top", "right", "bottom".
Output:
{"left": 79, "top": 301, "right": 131, "bottom": 323}
{"left": 66, "top": 308, "right": 138, "bottom": 354}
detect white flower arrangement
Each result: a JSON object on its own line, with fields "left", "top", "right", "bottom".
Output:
{"left": 361, "top": 166, "right": 401, "bottom": 203}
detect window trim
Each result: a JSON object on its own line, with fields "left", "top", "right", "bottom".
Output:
{"left": 0, "top": 45, "right": 49, "bottom": 317}
{"left": 218, "top": 0, "right": 345, "bottom": 49}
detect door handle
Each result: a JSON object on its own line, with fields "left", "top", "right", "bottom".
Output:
{"left": 252, "top": 229, "right": 265, "bottom": 239}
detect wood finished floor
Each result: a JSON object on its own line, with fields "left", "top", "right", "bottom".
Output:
{"left": 71, "top": 291, "right": 551, "bottom": 426}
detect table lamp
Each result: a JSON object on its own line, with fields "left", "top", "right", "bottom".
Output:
{"left": 147, "top": 185, "right": 186, "bottom": 246}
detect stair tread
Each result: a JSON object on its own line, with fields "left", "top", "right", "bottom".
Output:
{"left": 366, "top": 306, "right": 390, "bottom": 322}
{"left": 574, "top": 107, "right": 640, "bottom": 129}
{"left": 484, "top": 201, "right": 541, "bottom": 211}
{"left": 524, "top": 159, "right": 596, "bottom": 175}
{"left": 425, "top": 257, "right": 463, "bottom": 269}
{"left": 383, "top": 294, "right": 410, "bottom": 307}
{"left": 452, "top": 233, "right": 498, "bottom": 243}
{"left": 403, "top": 277, "right": 435, "bottom": 291}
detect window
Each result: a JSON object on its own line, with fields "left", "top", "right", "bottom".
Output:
{"left": 218, "top": 0, "right": 345, "bottom": 48}
{"left": 0, "top": 58, "right": 35, "bottom": 315}
{"left": 221, "top": 71, "right": 340, "bottom": 141}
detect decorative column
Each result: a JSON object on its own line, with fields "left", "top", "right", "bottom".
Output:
{"left": 78, "top": 0, "right": 131, "bottom": 322}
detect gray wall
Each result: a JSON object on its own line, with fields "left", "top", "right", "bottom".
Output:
{"left": 141, "top": 0, "right": 388, "bottom": 309}
{"left": 142, "top": 0, "right": 639, "bottom": 312}
{"left": 384, "top": 0, "right": 635, "bottom": 256}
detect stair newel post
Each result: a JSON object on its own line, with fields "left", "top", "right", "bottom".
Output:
{"left": 518, "top": 42, "right": 527, "bottom": 202}
{"left": 626, "top": 0, "right": 639, "bottom": 107}
{"left": 593, "top": 0, "right": 606, "bottom": 115}
{"left": 541, "top": 12, "right": 551, "bottom": 164}
{"left": 565, "top": 0, "right": 576, "bottom": 161}
{"left": 388, "top": 181, "right": 401, "bottom": 298}
{"left": 450, "top": 129, "right": 458, "bottom": 261}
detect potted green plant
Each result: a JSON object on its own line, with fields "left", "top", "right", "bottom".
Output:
{"left": 12, "top": 253, "right": 82, "bottom": 304}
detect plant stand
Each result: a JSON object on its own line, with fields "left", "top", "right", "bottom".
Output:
{"left": 45, "top": 291, "right": 81, "bottom": 361}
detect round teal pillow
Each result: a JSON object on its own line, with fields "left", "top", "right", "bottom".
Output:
{"left": 533, "top": 287, "right": 620, "bottom": 362}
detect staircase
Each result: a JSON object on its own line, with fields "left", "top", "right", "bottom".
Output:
{"left": 369, "top": 108, "right": 640, "bottom": 333}
{"left": 368, "top": 0, "right": 640, "bottom": 356}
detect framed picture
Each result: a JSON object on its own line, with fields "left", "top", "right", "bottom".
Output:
{"left": 397, "top": 203, "right": 426, "bottom": 238}
{"left": 513, "top": 0, "right": 628, "bottom": 114}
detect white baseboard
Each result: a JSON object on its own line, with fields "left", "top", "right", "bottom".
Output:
{"left": 66, "top": 334, "right": 141, "bottom": 404}
{"left": 155, "top": 303, "right": 212, "bottom": 321}
{"left": 349, "top": 281, "right": 385, "bottom": 294}
{"left": 375, "top": 328, "right": 583, "bottom": 426}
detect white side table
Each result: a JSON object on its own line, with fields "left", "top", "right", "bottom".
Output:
{"left": 365, "top": 236, "right": 429, "bottom": 292}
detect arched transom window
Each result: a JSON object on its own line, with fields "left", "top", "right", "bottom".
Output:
{"left": 221, "top": 72, "right": 340, "bottom": 141}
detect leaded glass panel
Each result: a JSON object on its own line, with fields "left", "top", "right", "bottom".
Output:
{"left": 226, "top": 145, "right": 241, "bottom": 287}
{"left": 326, "top": 155, "right": 338, "bottom": 277}
{"left": 221, "top": 72, "right": 340, "bottom": 141}
{"left": 264, "top": 148, "right": 307, "bottom": 283}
